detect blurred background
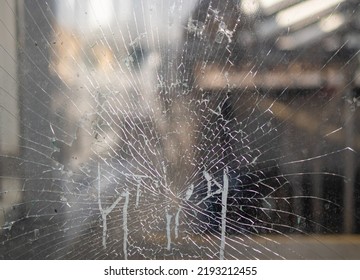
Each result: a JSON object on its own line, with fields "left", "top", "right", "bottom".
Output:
{"left": 0, "top": 0, "right": 360, "bottom": 259}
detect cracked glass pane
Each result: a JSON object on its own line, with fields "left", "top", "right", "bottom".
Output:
{"left": 0, "top": 0, "right": 360, "bottom": 259}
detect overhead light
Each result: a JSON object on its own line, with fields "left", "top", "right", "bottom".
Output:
{"left": 319, "top": 13, "right": 345, "bottom": 33}
{"left": 276, "top": 0, "right": 345, "bottom": 28}
{"left": 277, "top": 13, "right": 346, "bottom": 50}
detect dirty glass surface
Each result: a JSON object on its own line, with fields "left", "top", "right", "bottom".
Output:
{"left": 0, "top": 0, "right": 360, "bottom": 259}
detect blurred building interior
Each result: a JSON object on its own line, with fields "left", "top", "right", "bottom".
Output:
{"left": 0, "top": 0, "right": 360, "bottom": 259}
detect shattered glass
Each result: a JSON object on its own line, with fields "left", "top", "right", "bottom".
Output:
{"left": 0, "top": 0, "right": 360, "bottom": 259}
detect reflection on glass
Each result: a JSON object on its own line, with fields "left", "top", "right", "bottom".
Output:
{"left": 0, "top": 0, "right": 360, "bottom": 259}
